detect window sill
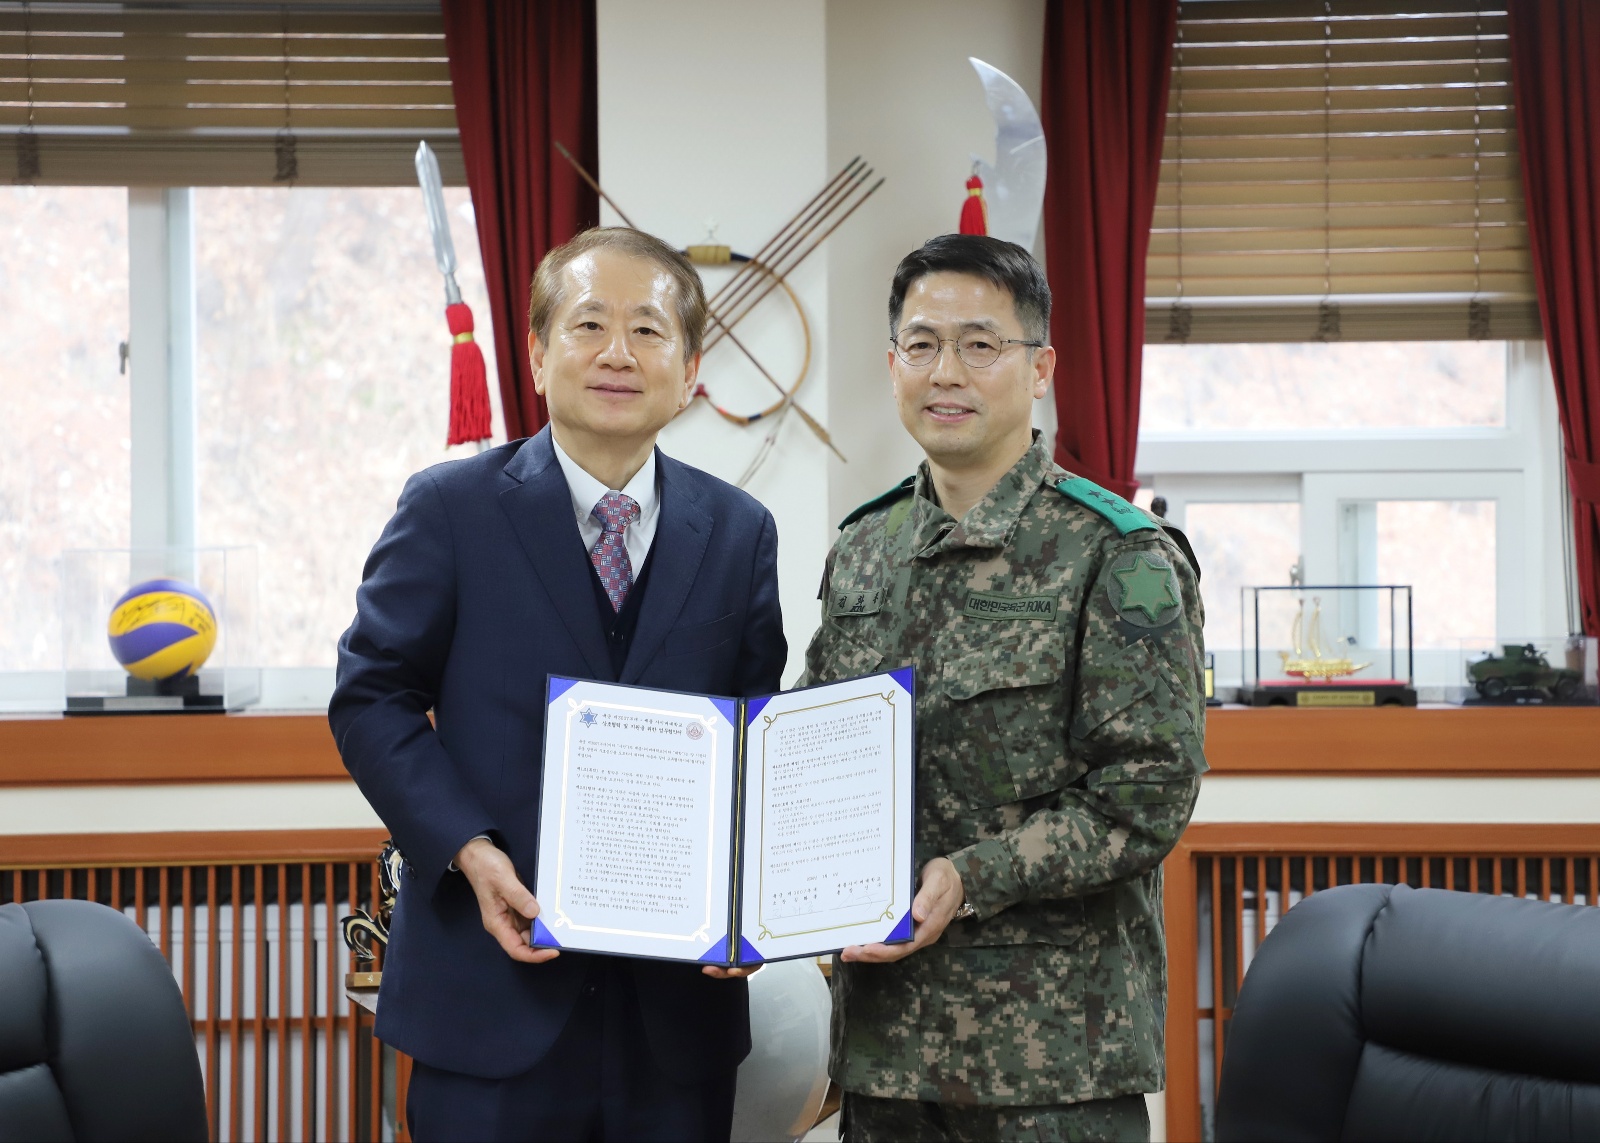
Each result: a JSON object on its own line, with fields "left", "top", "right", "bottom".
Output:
{"left": 1206, "top": 704, "right": 1600, "bottom": 775}
{"left": 1, "top": 702, "right": 1596, "bottom": 787}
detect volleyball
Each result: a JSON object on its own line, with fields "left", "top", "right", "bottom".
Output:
{"left": 107, "top": 578, "right": 218, "bottom": 682}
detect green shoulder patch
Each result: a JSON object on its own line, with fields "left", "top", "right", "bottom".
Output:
{"left": 1107, "top": 550, "right": 1182, "bottom": 628}
{"left": 1055, "top": 476, "right": 1157, "bottom": 537}
{"left": 838, "top": 476, "right": 915, "bottom": 531}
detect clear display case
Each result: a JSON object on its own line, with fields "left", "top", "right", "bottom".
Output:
{"left": 62, "top": 546, "right": 260, "bottom": 713}
{"left": 1452, "top": 635, "right": 1598, "bottom": 706}
{"left": 1240, "top": 584, "right": 1416, "bottom": 707}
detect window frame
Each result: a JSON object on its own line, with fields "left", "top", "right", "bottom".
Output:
{"left": 1137, "top": 340, "right": 1571, "bottom": 687}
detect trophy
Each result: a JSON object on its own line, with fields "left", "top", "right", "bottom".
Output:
{"left": 341, "top": 840, "right": 404, "bottom": 989}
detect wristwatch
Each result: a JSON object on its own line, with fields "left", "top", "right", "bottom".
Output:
{"left": 953, "top": 899, "right": 976, "bottom": 921}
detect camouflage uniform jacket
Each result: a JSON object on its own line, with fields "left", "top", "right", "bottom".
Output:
{"left": 802, "top": 435, "right": 1207, "bottom": 1106}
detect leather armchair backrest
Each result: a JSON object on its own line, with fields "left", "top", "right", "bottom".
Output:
{"left": 0, "top": 900, "right": 207, "bottom": 1143}
{"left": 1214, "top": 882, "right": 1386, "bottom": 1141}
{"left": 1218, "top": 883, "right": 1600, "bottom": 1142}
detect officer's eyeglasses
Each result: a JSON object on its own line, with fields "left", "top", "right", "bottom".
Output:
{"left": 891, "top": 330, "right": 1043, "bottom": 369}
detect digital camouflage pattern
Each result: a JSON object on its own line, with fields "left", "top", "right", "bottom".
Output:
{"left": 802, "top": 433, "right": 1206, "bottom": 1107}
{"left": 841, "top": 1089, "right": 1149, "bottom": 1143}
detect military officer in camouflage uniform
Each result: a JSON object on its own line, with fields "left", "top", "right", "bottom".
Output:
{"left": 802, "top": 235, "right": 1206, "bottom": 1142}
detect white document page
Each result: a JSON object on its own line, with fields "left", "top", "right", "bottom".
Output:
{"left": 737, "top": 669, "right": 915, "bottom": 962}
{"left": 534, "top": 678, "right": 737, "bottom": 963}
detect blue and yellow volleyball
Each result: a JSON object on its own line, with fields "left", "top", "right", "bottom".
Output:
{"left": 107, "top": 579, "right": 218, "bottom": 682}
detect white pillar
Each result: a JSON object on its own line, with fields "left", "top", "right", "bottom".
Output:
{"left": 597, "top": 0, "right": 832, "bottom": 684}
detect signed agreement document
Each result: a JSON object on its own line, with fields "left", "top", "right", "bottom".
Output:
{"left": 531, "top": 668, "right": 914, "bottom": 966}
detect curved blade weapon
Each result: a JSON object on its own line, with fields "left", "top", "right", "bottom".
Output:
{"left": 969, "top": 57, "right": 1047, "bottom": 252}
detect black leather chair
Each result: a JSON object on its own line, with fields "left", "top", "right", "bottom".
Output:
{"left": 0, "top": 899, "right": 207, "bottom": 1142}
{"left": 1217, "top": 883, "right": 1600, "bottom": 1141}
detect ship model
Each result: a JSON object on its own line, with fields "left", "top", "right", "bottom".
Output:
{"left": 1279, "top": 597, "right": 1370, "bottom": 681}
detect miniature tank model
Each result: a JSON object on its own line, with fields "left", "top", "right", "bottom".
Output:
{"left": 1468, "top": 643, "right": 1584, "bottom": 701}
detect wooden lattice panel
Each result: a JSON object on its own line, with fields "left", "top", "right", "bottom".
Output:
{"left": 0, "top": 830, "right": 396, "bottom": 1143}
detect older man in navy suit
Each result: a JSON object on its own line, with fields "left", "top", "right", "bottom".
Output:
{"left": 331, "top": 228, "right": 787, "bottom": 1142}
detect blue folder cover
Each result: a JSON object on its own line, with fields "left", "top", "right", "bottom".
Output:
{"left": 533, "top": 669, "right": 915, "bottom": 967}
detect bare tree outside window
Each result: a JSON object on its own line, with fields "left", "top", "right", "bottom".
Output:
{"left": 1143, "top": 341, "right": 1506, "bottom": 432}
{"left": 1185, "top": 502, "right": 1302, "bottom": 650}
{"left": 0, "top": 187, "right": 129, "bottom": 671}
{"left": 194, "top": 187, "right": 500, "bottom": 668}
{"left": 1377, "top": 500, "right": 1497, "bottom": 649}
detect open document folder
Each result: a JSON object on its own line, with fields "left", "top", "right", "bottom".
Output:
{"left": 531, "top": 669, "right": 916, "bottom": 966}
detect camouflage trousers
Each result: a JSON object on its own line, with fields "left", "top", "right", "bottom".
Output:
{"left": 840, "top": 1091, "right": 1150, "bottom": 1143}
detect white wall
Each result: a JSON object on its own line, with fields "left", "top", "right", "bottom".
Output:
{"left": 597, "top": 0, "right": 833, "bottom": 683}
{"left": 0, "top": 779, "right": 380, "bottom": 835}
{"left": 1194, "top": 776, "right": 1600, "bottom": 823}
{"left": 824, "top": 0, "right": 1046, "bottom": 525}
{"left": 595, "top": 0, "right": 1047, "bottom": 678}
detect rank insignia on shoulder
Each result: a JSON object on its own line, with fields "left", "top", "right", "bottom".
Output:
{"left": 1107, "top": 551, "right": 1182, "bottom": 628}
{"left": 1055, "top": 477, "right": 1157, "bottom": 536}
{"left": 829, "top": 587, "right": 885, "bottom": 617}
{"left": 838, "top": 476, "right": 915, "bottom": 531}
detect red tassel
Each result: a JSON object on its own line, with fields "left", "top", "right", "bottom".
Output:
{"left": 445, "top": 302, "right": 492, "bottom": 447}
{"left": 959, "top": 173, "right": 988, "bottom": 236}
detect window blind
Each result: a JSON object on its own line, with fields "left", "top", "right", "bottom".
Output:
{"left": 0, "top": 0, "right": 463, "bottom": 186}
{"left": 1147, "top": 0, "right": 1539, "bottom": 341}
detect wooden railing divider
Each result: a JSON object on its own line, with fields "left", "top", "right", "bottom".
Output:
{"left": 0, "top": 829, "right": 390, "bottom": 1143}
{"left": 20, "top": 815, "right": 1600, "bottom": 1140}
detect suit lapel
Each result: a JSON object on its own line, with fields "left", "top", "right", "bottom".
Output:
{"left": 498, "top": 429, "right": 613, "bottom": 681}
{"left": 622, "top": 452, "right": 712, "bottom": 684}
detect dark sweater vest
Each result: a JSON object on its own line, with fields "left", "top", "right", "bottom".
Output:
{"left": 587, "top": 543, "right": 654, "bottom": 678}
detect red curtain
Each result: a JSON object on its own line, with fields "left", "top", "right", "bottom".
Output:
{"left": 441, "top": 0, "right": 599, "bottom": 439}
{"left": 1039, "top": 0, "right": 1178, "bottom": 499}
{"left": 1508, "top": 1, "right": 1600, "bottom": 636}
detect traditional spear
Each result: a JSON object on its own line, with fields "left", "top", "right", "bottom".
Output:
{"left": 415, "top": 141, "right": 491, "bottom": 449}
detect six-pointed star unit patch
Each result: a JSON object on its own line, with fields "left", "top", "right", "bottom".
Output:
{"left": 1107, "top": 551, "right": 1181, "bottom": 628}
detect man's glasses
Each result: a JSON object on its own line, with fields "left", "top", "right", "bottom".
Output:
{"left": 890, "top": 331, "right": 1043, "bottom": 369}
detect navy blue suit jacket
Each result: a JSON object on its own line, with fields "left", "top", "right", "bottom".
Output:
{"left": 330, "top": 428, "right": 787, "bottom": 1080}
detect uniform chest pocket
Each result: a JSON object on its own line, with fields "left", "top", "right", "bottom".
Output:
{"left": 804, "top": 620, "right": 885, "bottom": 682}
{"left": 940, "top": 627, "right": 1075, "bottom": 806}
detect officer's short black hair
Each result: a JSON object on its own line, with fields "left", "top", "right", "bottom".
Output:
{"left": 888, "top": 234, "right": 1051, "bottom": 344}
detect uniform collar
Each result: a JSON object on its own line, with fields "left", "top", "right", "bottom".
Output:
{"left": 907, "top": 432, "right": 1053, "bottom": 559}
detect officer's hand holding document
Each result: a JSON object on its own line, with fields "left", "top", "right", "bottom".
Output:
{"left": 531, "top": 669, "right": 916, "bottom": 966}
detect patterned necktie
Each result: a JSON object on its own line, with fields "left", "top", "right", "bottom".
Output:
{"left": 589, "top": 491, "right": 641, "bottom": 612}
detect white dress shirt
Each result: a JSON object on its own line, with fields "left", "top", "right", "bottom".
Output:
{"left": 551, "top": 434, "right": 660, "bottom": 573}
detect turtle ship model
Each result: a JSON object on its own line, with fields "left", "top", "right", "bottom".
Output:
{"left": 1279, "top": 597, "right": 1370, "bottom": 681}
{"left": 1242, "top": 586, "right": 1417, "bottom": 708}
